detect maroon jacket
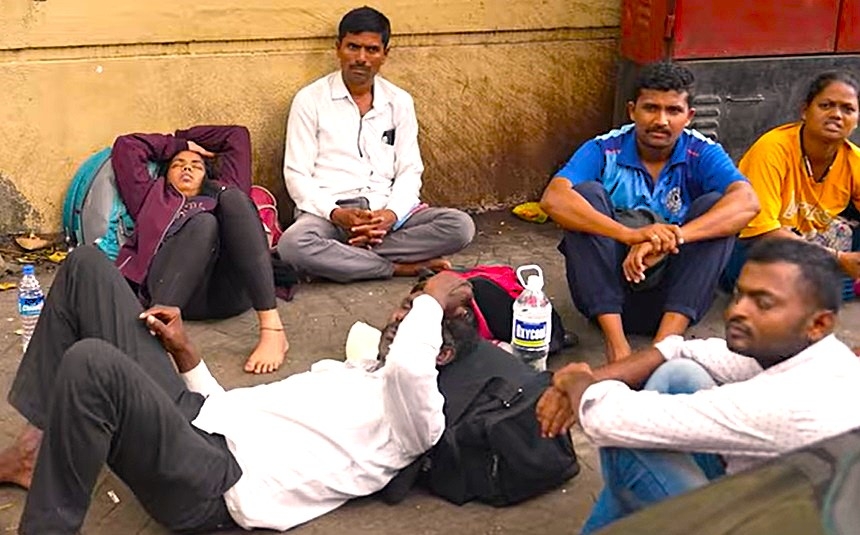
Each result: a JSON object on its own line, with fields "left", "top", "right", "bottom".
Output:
{"left": 112, "top": 125, "right": 252, "bottom": 285}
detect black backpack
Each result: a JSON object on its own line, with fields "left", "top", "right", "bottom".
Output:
{"left": 378, "top": 340, "right": 580, "bottom": 506}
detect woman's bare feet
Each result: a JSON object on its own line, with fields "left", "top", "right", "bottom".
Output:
{"left": 393, "top": 257, "right": 452, "bottom": 277}
{"left": 244, "top": 328, "right": 289, "bottom": 374}
{"left": 0, "top": 425, "right": 42, "bottom": 489}
{"left": 244, "top": 309, "right": 289, "bottom": 374}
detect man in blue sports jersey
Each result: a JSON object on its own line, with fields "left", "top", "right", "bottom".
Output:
{"left": 540, "top": 62, "right": 760, "bottom": 362}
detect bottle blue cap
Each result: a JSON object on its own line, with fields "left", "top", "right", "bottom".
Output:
{"left": 22, "top": 264, "right": 34, "bottom": 275}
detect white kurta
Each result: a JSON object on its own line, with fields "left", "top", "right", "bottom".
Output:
{"left": 182, "top": 295, "right": 446, "bottom": 531}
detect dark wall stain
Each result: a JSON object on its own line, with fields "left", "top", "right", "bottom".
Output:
{"left": 0, "top": 172, "right": 41, "bottom": 234}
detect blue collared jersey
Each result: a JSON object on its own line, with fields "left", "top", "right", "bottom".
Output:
{"left": 556, "top": 124, "right": 747, "bottom": 224}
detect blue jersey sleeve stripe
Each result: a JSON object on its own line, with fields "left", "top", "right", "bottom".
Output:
{"left": 556, "top": 139, "right": 605, "bottom": 185}
{"left": 693, "top": 137, "right": 748, "bottom": 194}
{"left": 556, "top": 125, "right": 633, "bottom": 185}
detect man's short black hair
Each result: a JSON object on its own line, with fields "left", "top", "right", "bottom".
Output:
{"left": 745, "top": 238, "right": 843, "bottom": 312}
{"left": 410, "top": 277, "right": 479, "bottom": 361}
{"left": 632, "top": 62, "right": 696, "bottom": 105}
{"left": 338, "top": 6, "right": 391, "bottom": 48}
{"left": 441, "top": 309, "right": 480, "bottom": 360}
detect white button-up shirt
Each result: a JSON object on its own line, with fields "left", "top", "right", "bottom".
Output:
{"left": 283, "top": 71, "right": 424, "bottom": 221}
{"left": 182, "top": 295, "right": 446, "bottom": 531}
{"left": 579, "top": 334, "right": 860, "bottom": 474}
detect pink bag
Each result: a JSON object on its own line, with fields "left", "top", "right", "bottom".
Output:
{"left": 250, "top": 185, "right": 283, "bottom": 250}
{"left": 456, "top": 265, "right": 524, "bottom": 341}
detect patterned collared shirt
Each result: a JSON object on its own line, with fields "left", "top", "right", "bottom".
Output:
{"left": 579, "top": 335, "right": 860, "bottom": 474}
{"left": 557, "top": 124, "right": 747, "bottom": 224}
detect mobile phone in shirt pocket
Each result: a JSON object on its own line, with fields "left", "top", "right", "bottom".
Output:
{"left": 382, "top": 128, "right": 396, "bottom": 146}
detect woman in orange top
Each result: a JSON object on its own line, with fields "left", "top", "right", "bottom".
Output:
{"left": 722, "top": 71, "right": 860, "bottom": 294}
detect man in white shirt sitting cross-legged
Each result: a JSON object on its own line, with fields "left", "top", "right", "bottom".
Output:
{"left": 0, "top": 245, "right": 477, "bottom": 534}
{"left": 277, "top": 6, "right": 475, "bottom": 283}
{"left": 536, "top": 238, "right": 860, "bottom": 534}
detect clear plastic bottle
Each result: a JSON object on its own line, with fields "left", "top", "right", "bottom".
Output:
{"left": 18, "top": 264, "right": 44, "bottom": 354}
{"left": 511, "top": 264, "right": 552, "bottom": 371}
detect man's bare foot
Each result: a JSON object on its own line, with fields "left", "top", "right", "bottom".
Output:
{"left": 605, "top": 341, "right": 632, "bottom": 364}
{"left": 0, "top": 425, "right": 42, "bottom": 489}
{"left": 244, "top": 328, "right": 289, "bottom": 374}
{"left": 596, "top": 314, "right": 631, "bottom": 364}
{"left": 393, "top": 258, "right": 452, "bottom": 277}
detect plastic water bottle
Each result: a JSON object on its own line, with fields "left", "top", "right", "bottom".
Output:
{"left": 511, "top": 264, "right": 552, "bottom": 371}
{"left": 18, "top": 264, "right": 44, "bottom": 354}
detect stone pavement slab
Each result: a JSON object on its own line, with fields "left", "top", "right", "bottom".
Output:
{"left": 0, "top": 211, "right": 858, "bottom": 534}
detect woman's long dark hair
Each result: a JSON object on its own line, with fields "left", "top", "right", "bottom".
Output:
{"left": 159, "top": 151, "right": 221, "bottom": 197}
{"left": 804, "top": 71, "right": 860, "bottom": 107}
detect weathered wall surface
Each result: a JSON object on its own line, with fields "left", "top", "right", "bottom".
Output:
{"left": 0, "top": 0, "right": 620, "bottom": 233}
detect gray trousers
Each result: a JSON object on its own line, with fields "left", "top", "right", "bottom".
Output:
{"left": 9, "top": 246, "right": 240, "bottom": 534}
{"left": 277, "top": 207, "right": 475, "bottom": 282}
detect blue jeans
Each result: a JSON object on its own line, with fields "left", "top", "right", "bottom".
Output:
{"left": 580, "top": 360, "right": 726, "bottom": 534}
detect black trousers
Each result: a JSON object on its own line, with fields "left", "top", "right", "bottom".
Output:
{"left": 146, "top": 187, "right": 276, "bottom": 320}
{"left": 559, "top": 181, "right": 735, "bottom": 335}
{"left": 7, "top": 246, "right": 241, "bottom": 534}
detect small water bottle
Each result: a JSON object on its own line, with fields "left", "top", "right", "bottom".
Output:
{"left": 18, "top": 264, "right": 44, "bottom": 354}
{"left": 511, "top": 264, "right": 552, "bottom": 371}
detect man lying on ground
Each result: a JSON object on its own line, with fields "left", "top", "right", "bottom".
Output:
{"left": 536, "top": 238, "right": 860, "bottom": 534}
{"left": 0, "top": 246, "right": 477, "bottom": 534}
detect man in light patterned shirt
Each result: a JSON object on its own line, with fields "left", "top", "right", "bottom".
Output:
{"left": 536, "top": 238, "right": 860, "bottom": 533}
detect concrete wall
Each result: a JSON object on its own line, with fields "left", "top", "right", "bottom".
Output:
{"left": 0, "top": 0, "right": 620, "bottom": 233}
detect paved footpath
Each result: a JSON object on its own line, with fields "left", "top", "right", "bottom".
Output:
{"left": 0, "top": 212, "right": 857, "bottom": 534}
